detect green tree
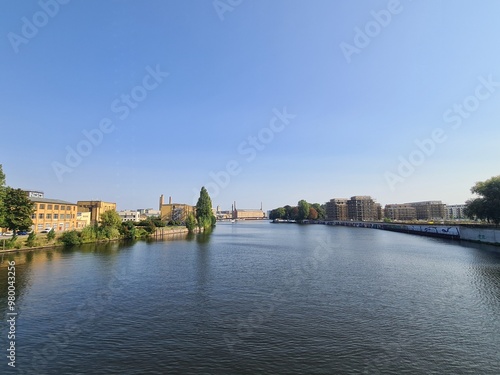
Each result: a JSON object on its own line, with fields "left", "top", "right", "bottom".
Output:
{"left": 100, "top": 210, "right": 122, "bottom": 229}
{"left": 195, "top": 187, "right": 216, "bottom": 230}
{"left": 185, "top": 213, "right": 197, "bottom": 232}
{"left": 465, "top": 175, "right": 500, "bottom": 225}
{"left": 311, "top": 203, "right": 326, "bottom": 220}
{"left": 297, "top": 200, "right": 310, "bottom": 222}
{"left": 2, "top": 187, "right": 35, "bottom": 234}
{"left": 0, "top": 164, "right": 6, "bottom": 227}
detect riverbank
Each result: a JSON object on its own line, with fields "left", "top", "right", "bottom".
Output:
{"left": 272, "top": 219, "right": 500, "bottom": 246}
{"left": 0, "top": 226, "right": 190, "bottom": 254}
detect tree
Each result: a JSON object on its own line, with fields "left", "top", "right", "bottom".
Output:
{"left": 2, "top": 187, "right": 35, "bottom": 233}
{"left": 100, "top": 210, "right": 122, "bottom": 229}
{"left": 465, "top": 175, "right": 500, "bottom": 225}
{"left": 308, "top": 207, "right": 318, "bottom": 220}
{"left": 195, "top": 187, "right": 216, "bottom": 230}
{"left": 297, "top": 200, "right": 310, "bottom": 222}
{"left": 312, "top": 203, "right": 326, "bottom": 220}
{"left": 269, "top": 207, "right": 286, "bottom": 220}
{"left": 0, "top": 164, "right": 6, "bottom": 227}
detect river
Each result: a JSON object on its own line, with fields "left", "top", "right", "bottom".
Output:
{"left": 1, "top": 221, "right": 500, "bottom": 374}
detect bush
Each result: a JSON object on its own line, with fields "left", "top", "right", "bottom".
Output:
{"left": 25, "top": 232, "right": 37, "bottom": 247}
{"left": 60, "top": 230, "right": 82, "bottom": 246}
{"left": 185, "top": 214, "right": 197, "bottom": 232}
{"left": 120, "top": 221, "right": 136, "bottom": 240}
{"left": 47, "top": 228, "right": 56, "bottom": 241}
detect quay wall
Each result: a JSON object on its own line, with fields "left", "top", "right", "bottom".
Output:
{"left": 279, "top": 220, "right": 500, "bottom": 245}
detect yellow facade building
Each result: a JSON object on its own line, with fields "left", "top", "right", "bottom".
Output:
{"left": 29, "top": 197, "right": 78, "bottom": 233}
{"left": 77, "top": 201, "right": 117, "bottom": 224}
{"left": 159, "top": 195, "right": 195, "bottom": 222}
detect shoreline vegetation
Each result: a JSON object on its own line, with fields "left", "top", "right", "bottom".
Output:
{"left": 0, "top": 225, "right": 191, "bottom": 254}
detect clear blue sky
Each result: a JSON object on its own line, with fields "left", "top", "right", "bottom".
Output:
{"left": 1, "top": 0, "right": 500, "bottom": 211}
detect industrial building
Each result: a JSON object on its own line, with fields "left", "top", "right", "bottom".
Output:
{"left": 159, "top": 195, "right": 195, "bottom": 222}
{"left": 232, "top": 202, "right": 266, "bottom": 220}
{"left": 77, "top": 200, "right": 117, "bottom": 225}
{"left": 25, "top": 191, "right": 78, "bottom": 233}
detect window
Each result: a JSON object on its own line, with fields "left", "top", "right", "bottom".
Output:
{"left": 46, "top": 214, "right": 52, "bottom": 219}
{"left": 54, "top": 214, "right": 59, "bottom": 220}
{"left": 66, "top": 214, "right": 71, "bottom": 219}
{"left": 39, "top": 213, "right": 44, "bottom": 219}
{"left": 47, "top": 205, "right": 53, "bottom": 210}
{"left": 37, "top": 224, "right": 43, "bottom": 231}
{"left": 39, "top": 204, "right": 45, "bottom": 209}
{"left": 54, "top": 205, "right": 59, "bottom": 210}
{"left": 32, "top": 214, "right": 36, "bottom": 219}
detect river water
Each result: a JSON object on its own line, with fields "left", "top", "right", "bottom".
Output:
{"left": 1, "top": 221, "right": 500, "bottom": 374}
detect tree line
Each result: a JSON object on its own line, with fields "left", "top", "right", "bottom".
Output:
{"left": 269, "top": 200, "right": 327, "bottom": 223}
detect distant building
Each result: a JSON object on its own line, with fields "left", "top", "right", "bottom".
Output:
{"left": 232, "top": 201, "right": 266, "bottom": 220}
{"left": 446, "top": 204, "right": 468, "bottom": 220}
{"left": 77, "top": 212, "right": 91, "bottom": 228}
{"left": 118, "top": 210, "right": 141, "bottom": 222}
{"left": 77, "top": 200, "right": 117, "bottom": 224}
{"left": 326, "top": 198, "right": 349, "bottom": 221}
{"left": 347, "top": 196, "right": 379, "bottom": 221}
{"left": 28, "top": 196, "right": 78, "bottom": 233}
{"left": 159, "top": 195, "right": 195, "bottom": 222}
{"left": 137, "top": 208, "right": 161, "bottom": 219}
{"left": 384, "top": 204, "right": 417, "bottom": 221}
{"left": 406, "top": 201, "right": 446, "bottom": 221}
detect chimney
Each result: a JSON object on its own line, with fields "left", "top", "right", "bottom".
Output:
{"left": 169, "top": 196, "right": 172, "bottom": 204}
{"left": 159, "top": 194, "right": 164, "bottom": 210}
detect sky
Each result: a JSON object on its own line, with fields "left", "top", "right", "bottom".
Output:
{"left": 1, "top": 0, "right": 500, "bottom": 211}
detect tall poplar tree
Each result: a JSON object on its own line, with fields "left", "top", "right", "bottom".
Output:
{"left": 195, "top": 187, "right": 216, "bottom": 230}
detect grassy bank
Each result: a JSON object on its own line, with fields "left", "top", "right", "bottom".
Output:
{"left": 0, "top": 226, "right": 188, "bottom": 253}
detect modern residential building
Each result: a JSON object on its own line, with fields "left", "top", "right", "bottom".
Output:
{"left": 326, "top": 198, "right": 349, "bottom": 221}
{"left": 446, "top": 204, "right": 468, "bottom": 220}
{"left": 118, "top": 210, "right": 141, "bottom": 222}
{"left": 406, "top": 201, "right": 446, "bottom": 221}
{"left": 28, "top": 196, "right": 78, "bottom": 233}
{"left": 77, "top": 200, "right": 117, "bottom": 224}
{"left": 347, "top": 196, "right": 379, "bottom": 221}
{"left": 384, "top": 204, "right": 417, "bottom": 221}
{"left": 159, "top": 195, "right": 195, "bottom": 222}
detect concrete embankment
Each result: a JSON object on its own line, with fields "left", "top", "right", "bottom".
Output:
{"left": 275, "top": 220, "right": 500, "bottom": 246}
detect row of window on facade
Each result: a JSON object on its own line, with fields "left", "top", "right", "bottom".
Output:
{"left": 36, "top": 203, "right": 76, "bottom": 211}
{"left": 32, "top": 213, "right": 75, "bottom": 220}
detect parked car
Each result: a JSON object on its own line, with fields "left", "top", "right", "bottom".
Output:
{"left": 3, "top": 231, "right": 13, "bottom": 236}
{"left": 17, "top": 231, "right": 29, "bottom": 235}
{"left": 40, "top": 228, "right": 52, "bottom": 233}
